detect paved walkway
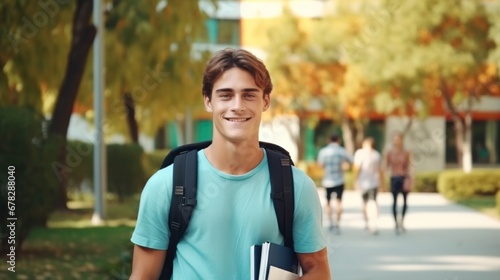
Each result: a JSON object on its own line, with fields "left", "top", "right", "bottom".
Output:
{"left": 318, "top": 190, "right": 500, "bottom": 280}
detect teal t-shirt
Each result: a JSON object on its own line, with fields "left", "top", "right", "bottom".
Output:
{"left": 131, "top": 149, "right": 325, "bottom": 279}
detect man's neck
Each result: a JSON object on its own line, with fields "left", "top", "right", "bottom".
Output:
{"left": 204, "top": 138, "right": 263, "bottom": 175}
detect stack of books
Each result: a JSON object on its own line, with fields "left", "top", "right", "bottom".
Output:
{"left": 250, "top": 241, "right": 301, "bottom": 280}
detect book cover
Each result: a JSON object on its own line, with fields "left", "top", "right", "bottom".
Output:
{"left": 250, "top": 244, "right": 262, "bottom": 280}
{"left": 257, "top": 242, "right": 300, "bottom": 280}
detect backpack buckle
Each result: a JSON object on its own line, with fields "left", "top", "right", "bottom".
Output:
{"left": 182, "top": 197, "right": 197, "bottom": 207}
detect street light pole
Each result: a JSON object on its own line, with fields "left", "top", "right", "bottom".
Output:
{"left": 92, "top": 0, "right": 107, "bottom": 225}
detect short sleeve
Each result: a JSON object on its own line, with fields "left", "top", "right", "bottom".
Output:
{"left": 130, "top": 167, "right": 173, "bottom": 250}
{"left": 292, "top": 168, "right": 326, "bottom": 253}
{"left": 317, "top": 148, "right": 325, "bottom": 164}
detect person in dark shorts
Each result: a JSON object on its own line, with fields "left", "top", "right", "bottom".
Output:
{"left": 317, "top": 134, "right": 353, "bottom": 233}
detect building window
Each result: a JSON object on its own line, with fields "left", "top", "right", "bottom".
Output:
{"left": 217, "top": 19, "right": 240, "bottom": 45}
{"left": 202, "top": 18, "right": 240, "bottom": 45}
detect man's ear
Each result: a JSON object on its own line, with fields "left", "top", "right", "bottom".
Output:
{"left": 263, "top": 93, "right": 270, "bottom": 112}
{"left": 204, "top": 95, "right": 213, "bottom": 112}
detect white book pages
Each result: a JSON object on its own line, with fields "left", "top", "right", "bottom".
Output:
{"left": 268, "top": 266, "right": 300, "bottom": 280}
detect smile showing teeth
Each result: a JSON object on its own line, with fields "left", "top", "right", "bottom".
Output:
{"left": 226, "top": 118, "right": 249, "bottom": 122}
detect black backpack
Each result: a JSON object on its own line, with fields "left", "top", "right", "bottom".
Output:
{"left": 158, "top": 140, "right": 295, "bottom": 279}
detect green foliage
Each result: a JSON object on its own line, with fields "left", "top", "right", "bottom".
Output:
{"left": 497, "top": 190, "right": 500, "bottom": 216}
{"left": 11, "top": 197, "right": 139, "bottom": 279}
{"left": 437, "top": 169, "right": 500, "bottom": 200}
{"left": 66, "top": 141, "right": 94, "bottom": 194}
{"left": 64, "top": 141, "right": 146, "bottom": 202}
{"left": 143, "top": 149, "right": 170, "bottom": 179}
{"left": 0, "top": 106, "right": 59, "bottom": 253}
{"left": 356, "top": 0, "right": 496, "bottom": 110}
{"left": 17, "top": 226, "right": 134, "bottom": 279}
{"left": 456, "top": 195, "right": 499, "bottom": 220}
{"left": 0, "top": 0, "right": 74, "bottom": 112}
{"left": 413, "top": 171, "right": 440, "bottom": 192}
{"left": 84, "top": 0, "right": 215, "bottom": 138}
{"left": 107, "top": 143, "right": 146, "bottom": 202}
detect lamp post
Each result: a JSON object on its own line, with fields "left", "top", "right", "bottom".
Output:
{"left": 92, "top": 0, "right": 107, "bottom": 225}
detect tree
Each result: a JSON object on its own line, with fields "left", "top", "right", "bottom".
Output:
{"left": 264, "top": 4, "right": 375, "bottom": 156}
{"left": 71, "top": 0, "right": 214, "bottom": 146}
{"left": 354, "top": 0, "right": 499, "bottom": 172}
{"left": 49, "top": 0, "right": 96, "bottom": 209}
{"left": 1, "top": 0, "right": 74, "bottom": 111}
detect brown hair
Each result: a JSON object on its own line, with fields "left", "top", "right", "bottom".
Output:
{"left": 202, "top": 48, "right": 273, "bottom": 99}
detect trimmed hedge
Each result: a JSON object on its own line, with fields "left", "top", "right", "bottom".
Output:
{"left": 107, "top": 143, "right": 145, "bottom": 202}
{"left": 65, "top": 142, "right": 146, "bottom": 201}
{"left": 437, "top": 169, "right": 500, "bottom": 200}
{"left": 496, "top": 191, "right": 500, "bottom": 216}
{"left": 0, "top": 107, "right": 59, "bottom": 252}
{"left": 412, "top": 171, "right": 440, "bottom": 193}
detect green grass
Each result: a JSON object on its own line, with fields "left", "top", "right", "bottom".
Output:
{"left": 2, "top": 197, "right": 140, "bottom": 280}
{"left": 457, "top": 195, "right": 499, "bottom": 220}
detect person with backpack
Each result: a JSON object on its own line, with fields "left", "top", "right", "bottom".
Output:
{"left": 317, "top": 134, "right": 353, "bottom": 234}
{"left": 384, "top": 132, "right": 413, "bottom": 234}
{"left": 129, "top": 48, "right": 330, "bottom": 279}
{"left": 353, "top": 137, "right": 384, "bottom": 235}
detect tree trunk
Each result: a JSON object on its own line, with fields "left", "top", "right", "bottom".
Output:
{"left": 155, "top": 125, "right": 166, "bottom": 149}
{"left": 453, "top": 119, "right": 465, "bottom": 166}
{"left": 402, "top": 117, "right": 414, "bottom": 135}
{"left": 354, "top": 120, "right": 365, "bottom": 150}
{"left": 441, "top": 79, "right": 466, "bottom": 167}
{"left": 185, "top": 107, "right": 193, "bottom": 144}
{"left": 341, "top": 117, "right": 355, "bottom": 155}
{"left": 463, "top": 111, "right": 472, "bottom": 172}
{"left": 462, "top": 93, "right": 474, "bottom": 173}
{"left": 123, "top": 92, "right": 139, "bottom": 143}
{"left": 48, "top": 0, "right": 96, "bottom": 209}
{"left": 175, "top": 115, "right": 185, "bottom": 146}
{"left": 297, "top": 116, "right": 307, "bottom": 160}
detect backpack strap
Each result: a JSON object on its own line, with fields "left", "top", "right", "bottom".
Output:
{"left": 160, "top": 150, "right": 198, "bottom": 279}
{"left": 266, "top": 149, "right": 295, "bottom": 249}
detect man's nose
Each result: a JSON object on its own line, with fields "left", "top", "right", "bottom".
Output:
{"left": 231, "top": 95, "right": 245, "bottom": 112}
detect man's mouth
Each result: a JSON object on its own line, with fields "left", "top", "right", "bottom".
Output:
{"left": 225, "top": 117, "right": 251, "bottom": 122}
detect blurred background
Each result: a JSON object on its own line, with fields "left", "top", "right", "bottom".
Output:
{"left": 1, "top": 0, "right": 500, "bottom": 279}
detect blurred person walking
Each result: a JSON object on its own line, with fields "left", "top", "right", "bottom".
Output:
{"left": 317, "top": 134, "right": 353, "bottom": 234}
{"left": 385, "top": 132, "right": 413, "bottom": 234}
{"left": 353, "top": 137, "right": 384, "bottom": 235}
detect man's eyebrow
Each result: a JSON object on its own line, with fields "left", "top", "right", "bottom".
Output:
{"left": 214, "top": 88, "right": 260, "bottom": 93}
{"left": 214, "top": 88, "right": 234, "bottom": 93}
{"left": 241, "top": 88, "right": 260, "bottom": 92}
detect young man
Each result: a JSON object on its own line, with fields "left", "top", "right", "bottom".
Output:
{"left": 353, "top": 137, "right": 384, "bottom": 235}
{"left": 129, "top": 48, "right": 330, "bottom": 279}
{"left": 317, "top": 134, "right": 353, "bottom": 234}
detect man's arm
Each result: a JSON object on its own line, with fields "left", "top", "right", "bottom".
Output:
{"left": 352, "top": 160, "right": 360, "bottom": 190}
{"left": 297, "top": 247, "right": 331, "bottom": 280}
{"left": 378, "top": 164, "right": 385, "bottom": 192}
{"left": 129, "top": 245, "right": 166, "bottom": 280}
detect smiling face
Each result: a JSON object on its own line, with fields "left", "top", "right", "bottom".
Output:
{"left": 204, "top": 67, "right": 270, "bottom": 144}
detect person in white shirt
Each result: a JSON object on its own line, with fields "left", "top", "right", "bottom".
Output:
{"left": 353, "top": 137, "right": 385, "bottom": 235}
